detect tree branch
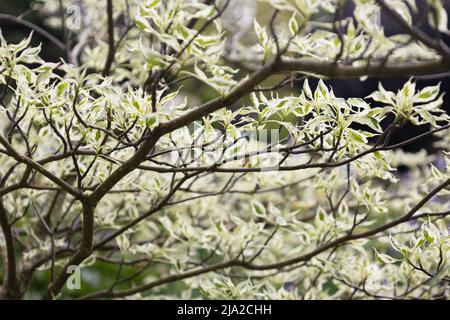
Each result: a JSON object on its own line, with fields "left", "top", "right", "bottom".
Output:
{"left": 0, "top": 200, "right": 20, "bottom": 299}
{"left": 42, "top": 201, "right": 95, "bottom": 299}
{"left": 0, "top": 135, "right": 83, "bottom": 199}
{"left": 102, "top": 0, "right": 115, "bottom": 76}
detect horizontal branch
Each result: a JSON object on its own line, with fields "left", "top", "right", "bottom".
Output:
{"left": 277, "top": 58, "right": 450, "bottom": 78}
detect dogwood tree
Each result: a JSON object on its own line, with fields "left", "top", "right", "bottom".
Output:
{"left": 0, "top": 0, "right": 449, "bottom": 300}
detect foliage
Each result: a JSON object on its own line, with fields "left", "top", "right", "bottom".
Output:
{"left": 0, "top": 0, "right": 449, "bottom": 300}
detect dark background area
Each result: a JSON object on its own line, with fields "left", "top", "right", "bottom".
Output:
{"left": 0, "top": 0, "right": 65, "bottom": 61}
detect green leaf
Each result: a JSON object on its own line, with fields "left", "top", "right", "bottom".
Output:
{"left": 303, "top": 79, "right": 313, "bottom": 99}
{"left": 135, "top": 15, "right": 151, "bottom": 31}
{"left": 374, "top": 248, "right": 398, "bottom": 264}
{"left": 288, "top": 13, "right": 300, "bottom": 36}
{"left": 415, "top": 84, "right": 440, "bottom": 103}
